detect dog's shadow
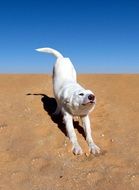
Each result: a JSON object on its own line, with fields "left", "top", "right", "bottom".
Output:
{"left": 26, "top": 93, "right": 85, "bottom": 138}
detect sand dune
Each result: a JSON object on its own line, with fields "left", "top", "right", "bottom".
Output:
{"left": 0, "top": 74, "right": 138, "bottom": 190}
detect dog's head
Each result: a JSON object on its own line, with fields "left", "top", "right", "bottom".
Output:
{"left": 65, "top": 89, "right": 96, "bottom": 116}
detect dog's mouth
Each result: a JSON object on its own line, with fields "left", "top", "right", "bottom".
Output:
{"left": 82, "top": 101, "right": 95, "bottom": 106}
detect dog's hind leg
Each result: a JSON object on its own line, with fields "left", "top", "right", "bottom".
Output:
{"left": 53, "top": 104, "right": 61, "bottom": 116}
{"left": 63, "top": 111, "right": 83, "bottom": 155}
{"left": 52, "top": 99, "right": 61, "bottom": 115}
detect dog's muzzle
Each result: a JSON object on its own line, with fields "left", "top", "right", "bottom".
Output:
{"left": 88, "top": 94, "right": 95, "bottom": 101}
{"left": 82, "top": 94, "right": 96, "bottom": 106}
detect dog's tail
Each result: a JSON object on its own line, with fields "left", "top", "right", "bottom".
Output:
{"left": 35, "top": 47, "right": 63, "bottom": 58}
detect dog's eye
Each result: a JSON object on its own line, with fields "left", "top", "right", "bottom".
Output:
{"left": 79, "top": 93, "right": 84, "bottom": 96}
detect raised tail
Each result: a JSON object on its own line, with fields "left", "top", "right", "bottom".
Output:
{"left": 35, "top": 47, "right": 63, "bottom": 58}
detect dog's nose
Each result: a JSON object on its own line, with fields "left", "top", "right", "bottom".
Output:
{"left": 88, "top": 94, "right": 95, "bottom": 101}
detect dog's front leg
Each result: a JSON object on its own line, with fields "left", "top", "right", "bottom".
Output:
{"left": 63, "top": 112, "right": 83, "bottom": 155}
{"left": 81, "top": 115, "right": 100, "bottom": 154}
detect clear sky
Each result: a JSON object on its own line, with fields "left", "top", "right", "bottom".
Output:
{"left": 0, "top": 0, "right": 139, "bottom": 73}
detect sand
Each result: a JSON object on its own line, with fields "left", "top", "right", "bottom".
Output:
{"left": 0, "top": 74, "right": 139, "bottom": 190}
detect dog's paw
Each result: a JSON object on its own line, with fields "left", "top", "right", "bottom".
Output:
{"left": 72, "top": 144, "right": 83, "bottom": 155}
{"left": 89, "top": 143, "right": 100, "bottom": 155}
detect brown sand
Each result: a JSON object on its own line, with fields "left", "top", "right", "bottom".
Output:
{"left": 0, "top": 74, "right": 139, "bottom": 190}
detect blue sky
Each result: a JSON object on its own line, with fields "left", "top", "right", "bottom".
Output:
{"left": 0, "top": 0, "right": 139, "bottom": 73}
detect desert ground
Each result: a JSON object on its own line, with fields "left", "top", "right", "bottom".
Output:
{"left": 0, "top": 74, "right": 138, "bottom": 190}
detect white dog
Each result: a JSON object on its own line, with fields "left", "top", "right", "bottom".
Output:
{"left": 36, "top": 47, "right": 100, "bottom": 155}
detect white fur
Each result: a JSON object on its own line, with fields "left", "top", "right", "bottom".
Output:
{"left": 36, "top": 47, "right": 100, "bottom": 155}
